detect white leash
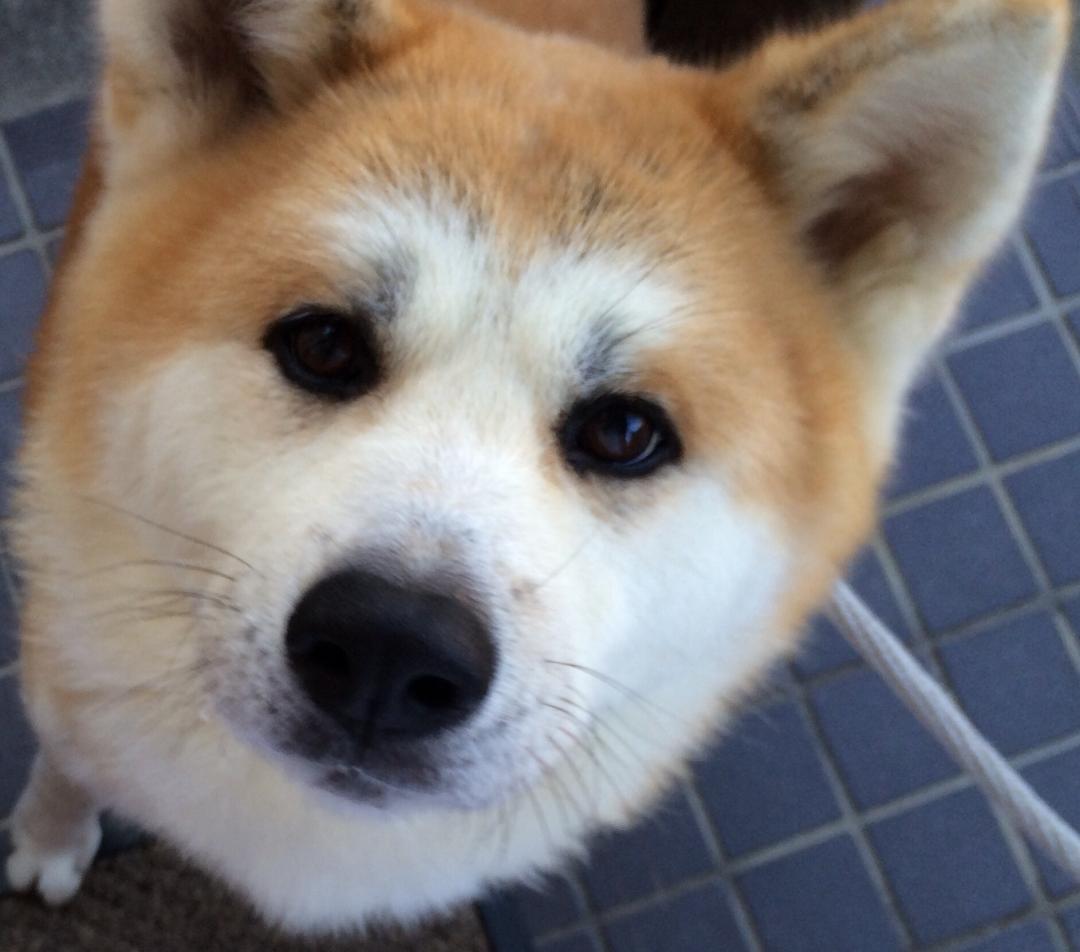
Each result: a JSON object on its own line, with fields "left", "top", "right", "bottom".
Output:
{"left": 829, "top": 581, "right": 1080, "bottom": 882}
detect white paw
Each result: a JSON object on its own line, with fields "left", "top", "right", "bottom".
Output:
{"left": 6, "top": 814, "right": 102, "bottom": 905}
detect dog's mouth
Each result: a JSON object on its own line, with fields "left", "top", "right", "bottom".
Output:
{"left": 214, "top": 670, "right": 531, "bottom": 812}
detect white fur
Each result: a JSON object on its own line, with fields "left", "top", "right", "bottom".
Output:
{"left": 10, "top": 0, "right": 1068, "bottom": 933}
{"left": 12, "top": 191, "right": 796, "bottom": 929}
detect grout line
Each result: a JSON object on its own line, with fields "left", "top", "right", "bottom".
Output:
{"left": 789, "top": 683, "right": 918, "bottom": 945}
{"left": 0, "top": 101, "right": 1076, "bottom": 950}
{"left": 931, "top": 292, "right": 1075, "bottom": 949}
{"left": 947, "top": 309, "right": 1051, "bottom": 353}
{"left": 533, "top": 753, "right": 1080, "bottom": 952}
{"left": 763, "top": 574, "right": 1080, "bottom": 705}
{"left": 945, "top": 275, "right": 1080, "bottom": 351}
{"left": 0, "top": 227, "right": 64, "bottom": 264}
{"left": 1037, "top": 159, "right": 1080, "bottom": 185}
{"left": 870, "top": 532, "right": 947, "bottom": 682}
{"left": 0, "top": 129, "right": 55, "bottom": 280}
{"left": 1010, "top": 233, "right": 1080, "bottom": 680}
{"left": 559, "top": 875, "right": 609, "bottom": 952}
{"left": 987, "top": 801, "right": 1073, "bottom": 952}
{"left": 680, "top": 778, "right": 766, "bottom": 952}
{"left": 0, "top": 535, "right": 22, "bottom": 614}
{"left": 883, "top": 434, "right": 1080, "bottom": 520}
{"left": 922, "top": 906, "right": 1067, "bottom": 952}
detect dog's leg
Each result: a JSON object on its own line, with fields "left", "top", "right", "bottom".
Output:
{"left": 6, "top": 753, "right": 102, "bottom": 904}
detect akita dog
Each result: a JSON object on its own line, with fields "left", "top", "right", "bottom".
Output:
{"left": 5, "top": 0, "right": 1069, "bottom": 933}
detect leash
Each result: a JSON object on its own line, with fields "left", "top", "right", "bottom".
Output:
{"left": 829, "top": 582, "right": 1080, "bottom": 882}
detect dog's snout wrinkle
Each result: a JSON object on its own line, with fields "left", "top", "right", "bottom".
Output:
{"left": 285, "top": 569, "right": 496, "bottom": 745}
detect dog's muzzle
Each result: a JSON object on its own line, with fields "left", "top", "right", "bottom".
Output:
{"left": 284, "top": 568, "right": 497, "bottom": 746}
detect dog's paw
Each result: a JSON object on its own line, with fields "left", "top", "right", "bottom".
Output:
{"left": 6, "top": 813, "right": 102, "bottom": 905}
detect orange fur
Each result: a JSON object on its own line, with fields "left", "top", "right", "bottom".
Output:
{"left": 9, "top": 0, "right": 1069, "bottom": 928}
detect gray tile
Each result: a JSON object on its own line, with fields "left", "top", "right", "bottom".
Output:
{"left": 1042, "top": 71, "right": 1080, "bottom": 171}
{"left": 938, "top": 611, "right": 1080, "bottom": 756}
{"left": 1021, "top": 747, "right": 1080, "bottom": 898}
{"left": 696, "top": 701, "right": 840, "bottom": 857}
{"left": 957, "top": 246, "right": 1039, "bottom": 332}
{"left": 603, "top": 883, "right": 748, "bottom": 952}
{"left": 0, "top": 251, "right": 45, "bottom": 379}
{"left": 1006, "top": 450, "right": 1080, "bottom": 587}
{"left": 1063, "top": 592, "right": 1080, "bottom": 642}
{"left": 1069, "top": 309, "right": 1080, "bottom": 349}
{"left": 794, "top": 547, "right": 910, "bottom": 680}
{"left": 868, "top": 789, "right": 1031, "bottom": 945}
{"left": 1060, "top": 904, "right": 1080, "bottom": 948}
{"left": 948, "top": 323, "right": 1080, "bottom": 461}
{"left": 0, "top": 386, "right": 23, "bottom": 514}
{"left": 0, "top": 172, "right": 22, "bottom": 243}
{"left": 579, "top": 787, "right": 714, "bottom": 910}
{"left": 0, "top": 0, "right": 94, "bottom": 124}
{"left": 954, "top": 920, "right": 1056, "bottom": 952}
{"left": 0, "top": 554, "right": 17, "bottom": 668}
{"left": 0, "top": 826, "right": 10, "bottom": 892}
{"left": 884, "top": 487, "right": 1038, "bottom": 635}
{"left": 737, "top": 835, "right": 901, "bottom": 952}
{"left": 507, "top": 874, "right": 586, "bottom": 938}
{"left": 812, "top": 667, "right": 957, "bottom": 808}
{"left": 0, "top": 671, "right": 35, "bottom": 818}
{"left": 537, "top": 930, "right": 601, "bottom": 952}
{"left": 3, "top": 99, "right": 89, "bottom": 230}
{"left": 885, "top": 369, "right": 979, "bottom": 498}
{"left": 47, "top": 233, "right": 64, "bottom": 264}
{"left": 1024, "top": 175, "right": 1080, "bottom": 299}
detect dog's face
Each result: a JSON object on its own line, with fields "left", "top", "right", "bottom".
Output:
{"left": 16, "top": 0, "right": 1067, "bottom": 851}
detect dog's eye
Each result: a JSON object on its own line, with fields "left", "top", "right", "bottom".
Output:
{"left": 264, "top": 310, "right": 377, "bottom": 399}
{"left": 562, "top": 395, "right": 681, "bottom": 478}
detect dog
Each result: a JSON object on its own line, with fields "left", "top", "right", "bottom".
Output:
{"left": 5, "top": 0, "right": 1069, "bottom": 934}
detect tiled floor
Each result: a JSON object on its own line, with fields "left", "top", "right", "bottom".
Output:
{"left": 482, "top": 68, "right": 1080, "bottom": 952}
{"left": 0, "top": 45, "right": 1079, "bottom": 952}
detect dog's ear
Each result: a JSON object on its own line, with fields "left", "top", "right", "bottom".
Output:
{"left": 713, "top": 0, "right": 1069, "bottom": 434}
{"left": 98, "top": 0, "right": 408, "bottom": 179}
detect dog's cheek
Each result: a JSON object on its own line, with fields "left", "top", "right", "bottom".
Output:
{"left": 585, "top": 478, "right": 798, "bottom": 734}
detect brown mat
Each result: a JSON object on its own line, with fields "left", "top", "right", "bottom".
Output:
{"left": 0, "top": 843, "right": 490, "bottom": 952}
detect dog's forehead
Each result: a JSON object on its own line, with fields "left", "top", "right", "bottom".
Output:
{"left": 319, "top": 189, "right": 683, "bottom": 387}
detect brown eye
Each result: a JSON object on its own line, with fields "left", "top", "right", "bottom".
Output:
{"left": 264, "top": 309, "right": 378, "bottom": 399}
{"left": 562, "top": 395, "right": 681, "bottom": 478}
{"left": 294, "top": 320, "right": 355, "bottom": 377}
{"left": 579, "top": 406, "right": 658, "bottom": 464}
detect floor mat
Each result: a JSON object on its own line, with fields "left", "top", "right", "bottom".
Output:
{"left": 0, "top": 841, "right": 490, "bottom": 952}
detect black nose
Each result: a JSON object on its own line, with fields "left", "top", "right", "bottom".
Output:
{"left": 285, "top": 569, "right": 496, "bottom": 742}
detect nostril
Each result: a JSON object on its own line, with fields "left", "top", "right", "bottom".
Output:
{"left": 405, "top": 674, "right": 461, "bottom": 713}
{"left": 285, "top": 568, "right": 496, "bottom": 739}
{"left": 291, "top": 638, "right": 353, "bottom": 698}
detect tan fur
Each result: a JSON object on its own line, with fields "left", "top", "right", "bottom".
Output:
{"left": 9, "top": 0, "right": 1069, "bottom": 930}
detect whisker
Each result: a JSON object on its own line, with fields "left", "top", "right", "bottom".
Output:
{"left": 543, "top": 730, "right": 591, "bottom": 832}
{"left": 71, "top": 560, "right": 241, "bottom": 584}
{"left": 75, "top": 495, "right": 262, "bottom": 576}
{"left": 543, "top": 659, "right": 689, "bottom": 727}
{"left": 122, "top": 587, "right": 241, "bottom": 610}
{"left": 542, "top": 698, "right": 632, "bottom": 814}
{"left": 525, "top": 529, "right": 599, "bottom": 596}
{"left": 494, "top": 790, "right": 518, "bottom": 862}
{"left": 524, "top": 778, "right": 554, "bottom": 852}
{"left": 528, "top": 748, "right": 574, "bottom": 833}
{"left": 81, "top": 590, "right": 242, "bottom": 624}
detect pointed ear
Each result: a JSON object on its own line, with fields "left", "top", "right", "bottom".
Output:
{"left": 98, "top": 0, "right": 409, "bottom": 179}
{"left": 716, "top": 0, "right": 1069, "bottom": 423}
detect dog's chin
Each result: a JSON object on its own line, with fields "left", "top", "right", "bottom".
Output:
{"left": 296, "top": 752, "right": 520, "bottom": 816}
{"left": 219, "top": 704, "right": 523, "bottom": 816}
